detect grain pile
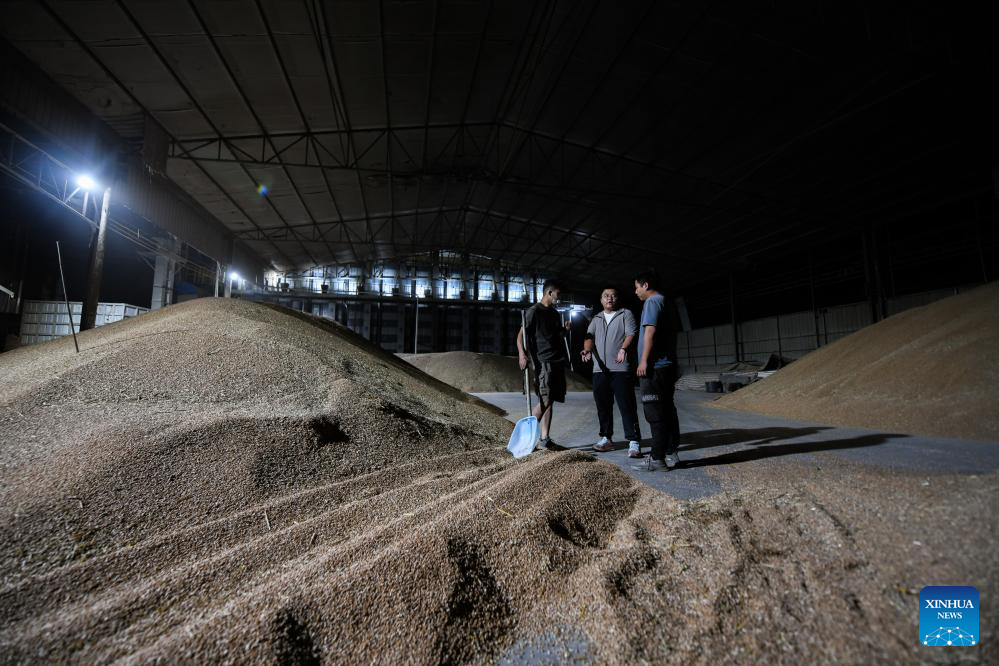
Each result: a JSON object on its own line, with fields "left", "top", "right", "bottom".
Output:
{"left": 1, "top": 298, "right": 994, "bottom": 664}
{"left": 715, "top": 282, "right": 999, "bottom": 442}
{"left": 398, "top": 351, "right": 591, "bottom": 393}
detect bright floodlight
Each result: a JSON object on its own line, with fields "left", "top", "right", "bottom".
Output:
{"left": 230, "top": 271, "right": 240, "bottom": 281}
{"left": 76, "top": 174, "right": 97, "bottom": 190}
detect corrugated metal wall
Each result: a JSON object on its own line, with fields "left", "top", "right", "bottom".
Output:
{"left": 119, "top": 164, "right": 257, "bottom": 272}
{"left": 885, "top": 287, "right": 962, "bottom": 316}
{"left": 677, "top": 285, "right": 975, "bottom": 369}
{"left": 0, "top": 42, "right": 120, "bottom": 163}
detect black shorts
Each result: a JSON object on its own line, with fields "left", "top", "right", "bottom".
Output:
{"left": 533, "top": 361, "right": 566, "bottom": 403}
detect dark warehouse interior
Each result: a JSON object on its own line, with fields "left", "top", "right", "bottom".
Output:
{"left": 1, "top": 1, "right": 994, "bottom": 330}
{"left": 1, "top": 3, "right": 998, "bottom": 664}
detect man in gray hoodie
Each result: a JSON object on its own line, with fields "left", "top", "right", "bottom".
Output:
{"left": 581, "top": 287, "right": 643, "bottom": 457}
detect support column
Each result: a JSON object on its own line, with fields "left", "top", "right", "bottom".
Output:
{"left": 166, "top": 238, "right": 180, "bottom": 303}
{"left": 494, "top": 305, "right": 503, "bottom": 355}
{"left": 150, "top": 237, "right": 179, "bottom": 310}
{"left": 396, "top": 303, "right": 406, "bottom": 353}
{"left": 431, "top": 304, "right": 441, "bottom": 352}
{"left": 862, "top": 225, "right": 885, "bottom": 323}
{"left": 729, "top": 273, "right": 739, "bottom": 362}
{"left": 810, "top": 252, "right": 820, "bottom": 349}
{"left": 775, "top": 315, "right": 783, "bottom": 360}
{"left": 152, "top": 253, "right": 170, "bottom": 310}
{"left": 80, "top": 186, "right": 111, "bottom": 331}
{"left": 362, "top": 303, "right": 372, "bottom": 340}
{"left": 470, "top": 269, "right": 479, "bottom": 352}
{"left": 977, "top": 205, "right": 989, "bottom": 283}
{"left": 413, "top": 299, "right": 420, "bottom": 354}
{"left": 462, "top": 307, "right": 471, "bottom": 350}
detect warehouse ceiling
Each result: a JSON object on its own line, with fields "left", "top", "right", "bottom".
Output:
{"left": 0, "top": 1, "right": 987, "bottom": 288}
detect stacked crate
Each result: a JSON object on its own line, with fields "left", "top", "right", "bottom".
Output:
{"left": 19, "top": 301, "right": 149, "bottom": 345}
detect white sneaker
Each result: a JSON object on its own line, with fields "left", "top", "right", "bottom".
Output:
{"left": 628, "top": 441, "right": 641, "bottom": 458}
{"left": 592, "top": 436, "right": 613, "bottom": 452}
{"left": 665, "top": 453, "right": 680, "bottom": 469}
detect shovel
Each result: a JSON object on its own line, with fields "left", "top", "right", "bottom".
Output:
{"left": 507, "top": 310, "right": 539, "bottom": 458}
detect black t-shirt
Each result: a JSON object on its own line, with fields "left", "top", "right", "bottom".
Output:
{"left": 523, "top": 303, "right": 566, "bottom": 362}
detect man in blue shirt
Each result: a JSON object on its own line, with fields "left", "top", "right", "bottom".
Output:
{"left": 633, "top": 269, "right": 681, "bottom": 470}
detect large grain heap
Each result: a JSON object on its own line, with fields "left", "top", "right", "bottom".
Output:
{"left": 1, "top": 298, "right": 994, "bottom": 663}
{"left": 715, "top": 282, "right": 999, "bottom": 442}
{"left": 398, "top": 351, "right": 591, "bottom": 393}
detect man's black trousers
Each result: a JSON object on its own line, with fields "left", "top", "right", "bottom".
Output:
{"left": 639, "top": 365, "right": 679, "bottom": 460}
{"left": 592, "top": 371, "right": 641, "bottom": 442}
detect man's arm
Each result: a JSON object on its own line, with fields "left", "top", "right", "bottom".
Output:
{"left": 617, "top": 333, "right": 634, "bottom": 364}
{"left": 517, "top": 326, "right": 528, "bottom": 370}
{"left": 623, "top": 309, "right": 638, "bottom": 338}
{"left": 616, "top": 310, "right": 637, "bottom": 364}
{"left": 637, "top": 324, "right": 656, "bottom": 377}
{"left": 581, "top": 317, "right": 595, "bottom": 361}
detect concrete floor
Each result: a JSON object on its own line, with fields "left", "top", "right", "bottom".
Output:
{"left": 473, "top": 390, "right": 999, "bottom": 500}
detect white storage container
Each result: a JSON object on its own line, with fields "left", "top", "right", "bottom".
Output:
{"left": 18, "top": 300, "right": 150, "bottom": 345}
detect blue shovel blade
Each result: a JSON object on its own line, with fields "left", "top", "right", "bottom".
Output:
{"left": 507, "top": 416, "right": 539, "bottom": 458}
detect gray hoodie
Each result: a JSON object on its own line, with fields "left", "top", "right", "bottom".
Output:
{"left": 585, "top": 308, "right": 637, "bottom": 373}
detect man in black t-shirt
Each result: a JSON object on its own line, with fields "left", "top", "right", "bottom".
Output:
{"left": 517, "top": 279, "right": 568, "bottom": 450}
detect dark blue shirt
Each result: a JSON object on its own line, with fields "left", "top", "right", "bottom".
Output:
{"left": 638, "top": 294, "right": 673, "bottom": 369}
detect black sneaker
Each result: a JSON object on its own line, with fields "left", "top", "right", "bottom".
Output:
{"left": 538, "top": 438, "right": 565, "bottom": 451}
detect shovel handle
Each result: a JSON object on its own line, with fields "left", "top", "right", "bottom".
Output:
{"left": 522, "top": 309, "right": 532, "bottom": 417}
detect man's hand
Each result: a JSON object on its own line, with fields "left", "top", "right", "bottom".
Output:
{"left": 637, "top": 361, "right": 648, "bottom": 377}
{"left": 519, "top": 354, "right": 528, "bottom": 371}
{"left": 581, "top": 350, "right": 592, "bottom": 363}
{"left": 616, "top": 348, "right": 626, "bottom": 364}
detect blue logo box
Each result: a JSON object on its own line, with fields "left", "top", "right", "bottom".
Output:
{"left": 920, "top": 586, "right": 979, "bottom": 647}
